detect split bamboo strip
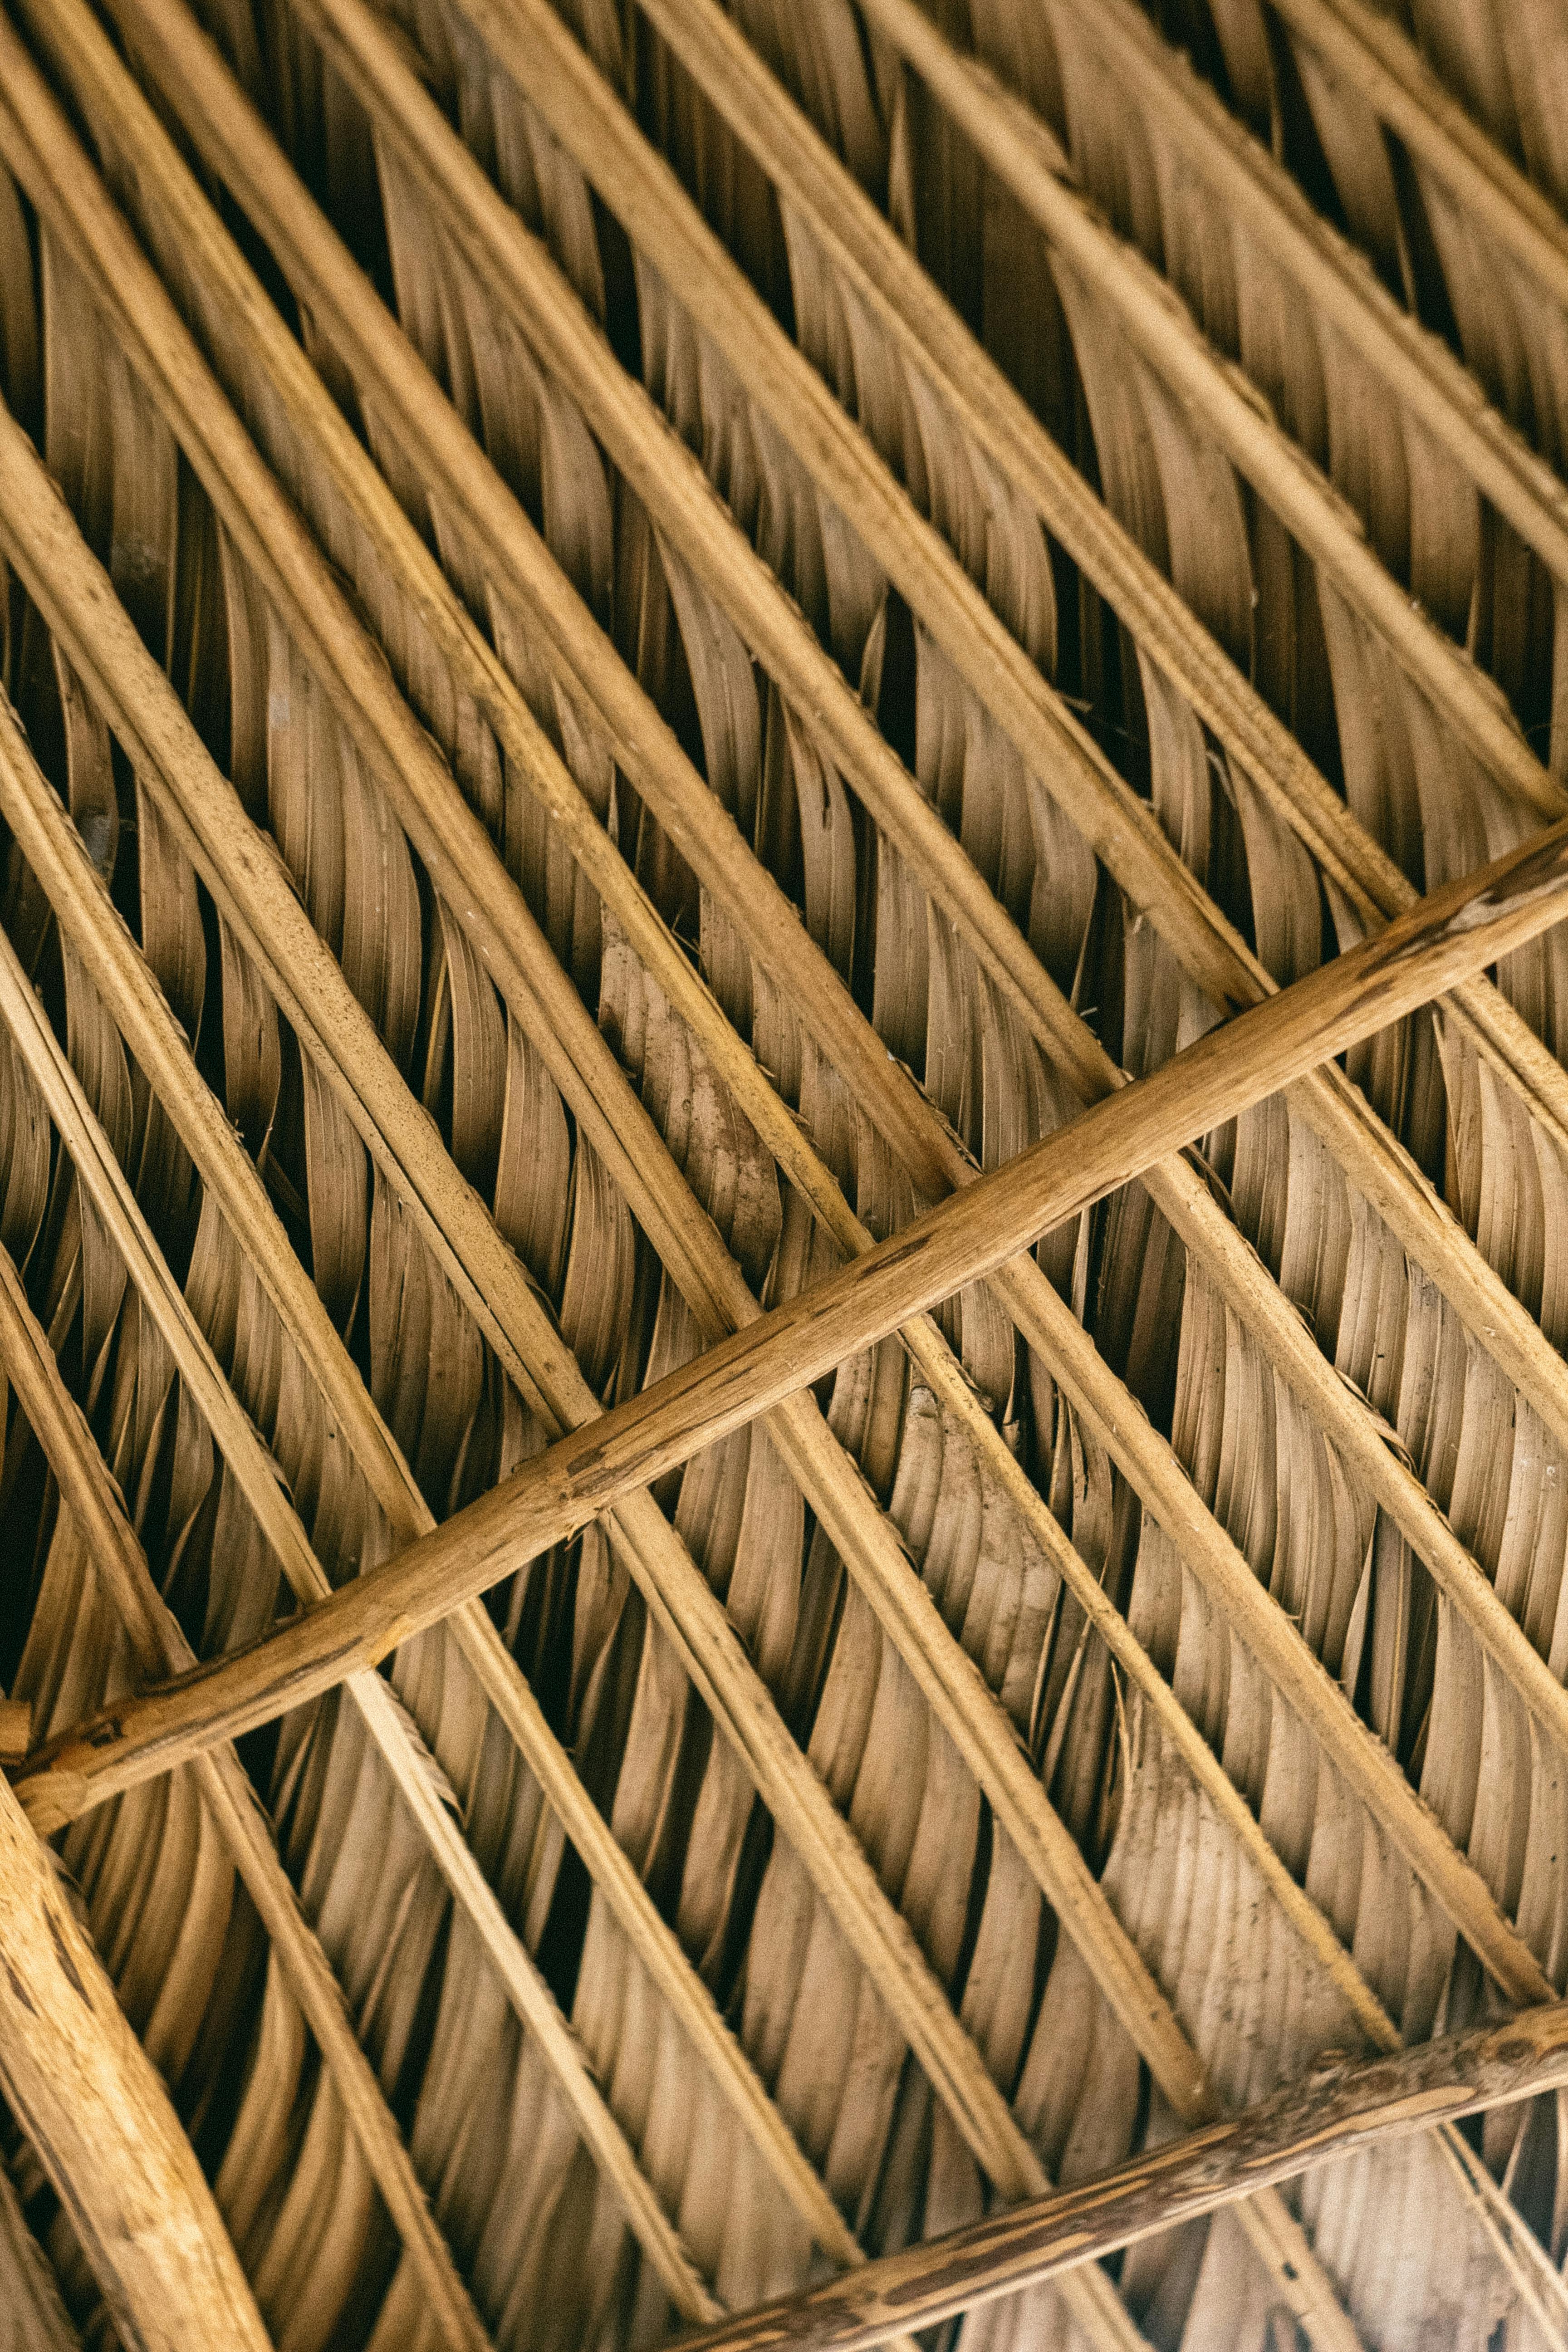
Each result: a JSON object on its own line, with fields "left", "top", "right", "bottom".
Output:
{"left": 0, "top": 1233, "right": 497, "bottom": 2352}
{"left": 0, "top": 22, "right": 1226, "bottom": 2257}
{"left": 634, "top": 0, "right": 1568, "bottom": 1176}
{"left": 1266, "top": 0, "right": 1568, "bottom": 314}
{"left": 664, "top": 1999, "right": 1568, "bottom": 2352}
{"left": 261, "top": 0, "right": 1568, "bottom": 1717}
{"left": 957, "top": 0, "right": 1568, "bottom": 583}
{"left": 0, "top": 249, "right": 1136, "bottom": 2308}
{"left": 850, "top": 0, "right": 1560, "bottom": 831}
{"left": 0, "top": 1769, "right": 271, "bottom": 2352}
{"left": 386, "top": 0, "right": 1568, "bottom": 1540}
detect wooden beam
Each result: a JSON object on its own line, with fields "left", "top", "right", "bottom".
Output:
{"left": 17, "top": 799, "right": 1568, "bottom": 1816}
{"left": 656, "top": 2000, "right": 1568, "bottom": 2352}
{"left": 0, "top": 1771, "right": 272, "bottom": 2352}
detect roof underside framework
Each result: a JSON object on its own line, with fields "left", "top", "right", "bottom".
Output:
{"left": 4, "top": 0, "right": 1568, "bottom": 2344}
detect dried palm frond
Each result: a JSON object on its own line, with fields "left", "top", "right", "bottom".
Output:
{"left": 1, "top": 0, "right": 1568, "bottom": 2343}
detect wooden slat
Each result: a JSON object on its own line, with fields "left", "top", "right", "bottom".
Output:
{"left": 993, "top": 0, "right": 1568, "bottom": 583}
{"left": 20, "top": 798, "right": 1568, "bottom": 1808}
{"left": 1267, "top": 0, "right": 1568, "bottom": 311}
{"left": 254, "top": 0, "right": 1568, "bottom": 1835}
{"left": 0, "top": 1770, "right": 271, "bottom": 2352}
{"left": 664, "top": 1999, "right": 1568, "bottom": 2352}
{"left": 635, "top": 0, "right": 1568, "bottom": 1176}
{"left": 0, "top": 21, "right": 1206, "bottom": 2279}
{"left": 407, "top": 0, "right": 1568, "bottom": 1527}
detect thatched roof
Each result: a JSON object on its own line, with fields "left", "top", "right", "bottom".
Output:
{"left": 2, "top": 0, "right": 1568, "bottom": 2343}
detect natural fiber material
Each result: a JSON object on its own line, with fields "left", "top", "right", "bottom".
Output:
{"left": 1, "top": 0, "right": 1568, "bottom": 2345}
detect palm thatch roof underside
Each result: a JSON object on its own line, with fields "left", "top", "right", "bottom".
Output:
{"left": 6, "top": 0, "right": 1568, "bottom": 2344}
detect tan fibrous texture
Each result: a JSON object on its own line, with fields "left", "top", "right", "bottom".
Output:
{"left": 4, "top": 0, "right": 1568, "bottom": 2344}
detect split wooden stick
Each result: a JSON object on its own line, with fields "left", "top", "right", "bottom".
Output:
{"left": 656, "top": 1999, "right": 1568, "bottom": 2352}
{"left": 17, "top": 804, "right": 1568, "bottom": 1818}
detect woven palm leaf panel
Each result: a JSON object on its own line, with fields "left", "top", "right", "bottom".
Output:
{"left": 1, "top": 0, "right": 1568, "bottom": 2343}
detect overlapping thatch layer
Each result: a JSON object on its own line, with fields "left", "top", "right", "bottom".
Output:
{"left": 3, "top": 0, "right": 1568, "bottom": 2345}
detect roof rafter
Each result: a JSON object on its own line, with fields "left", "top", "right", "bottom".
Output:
{"left": 65, "top": 18, "right": 1568, "bottom": 2211}
{"left": 662, "top": 1995, "right": 1568, "bottom": 2352}
{"left": 0, "top": 808, "right": 721, "bottom": 2324}
{"left": 256, "top": 0, "right": 1568, "bottom": 1778}
{"left": 59, "top": 0, "right": 1404, "bottom": 2075}
{"left": 0, "top": 65, "right": 1153, "bottom": 2350}
{"left": 0, "top": 674, "right": 878, "bottom": 2293}
{"left": 12, "top": 5, "right": 1568, "bottom": 2333}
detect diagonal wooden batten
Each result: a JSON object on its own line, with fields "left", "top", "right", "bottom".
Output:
{"left": 3, "top": 0, "right": 1561, "bottom": 2333}
{"left": 0, "top": 695, "right": 871, "bottom": 2287}
{"left": 0, "top": 1234, "right": 497, "bottom": 2352}
{"left": 183, "top": 0, "right": 1568, "bottom": 2112}
{"left": 23, "top": 801, "right": 1568, "bottom": 1817}
{"left": 0, "top": 911, "right": 719, "bottom": 2323}
{"left": 377, "top": 0, "right": 1568, "bottom": 1582}
{"left": 0, "top": 41, "right": 1542, "bottom": 2352}
{"left": 0, "top": 133, "right": 1131, "bottom": 2286}
{"left": 0, "top": 15, "right": 1225, "bottom": 2252}
{"left": 0, "top": 18, "right": 1437, "bottom": 2331}
{"left": 0, "top": 1746, "right": 272, "bottom": 2352}
{"left": 663, "top": 1999, "right": 1568, "bottom": 2352}
{"left": 69, "top": 0, "right": 1403, "bottom": 2078}
{"left": 0, "top": 14, "right": 1542, "bottom": 2333}
{"left": 1265, "top": 0, "right": 1568, "bottom": 315}
{"left": 63, "top": 0, "right": 1568, "bottom": 2038}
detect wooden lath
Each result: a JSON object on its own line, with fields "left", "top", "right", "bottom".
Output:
{"left": 0, "top": 1161, "right": 496, "bottom": 2352}
{"left": 4, "top": 0, "right": 1568, "bottom": 2342}
{"left": 646, "top": 1999, "right": 1568, "bottom": 2352}
{"left": 0, "top": 677, "right": 868, "bottom": 2295}
{"left": 56, "top": 21, "right": 1567, "bottom": 2228}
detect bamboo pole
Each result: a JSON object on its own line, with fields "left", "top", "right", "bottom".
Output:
{"left": 18, "top": 801, "right": 1568, "bottom": 1811}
